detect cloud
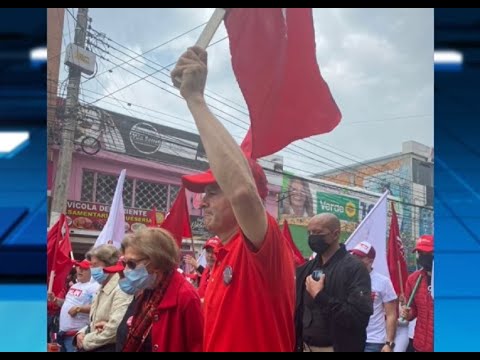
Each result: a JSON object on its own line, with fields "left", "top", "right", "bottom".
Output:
{"left": 59, "top": 8, "right": 433, "bottom": 177}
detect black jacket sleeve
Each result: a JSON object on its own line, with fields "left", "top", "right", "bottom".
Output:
{"left": 314, "top": 260, "right": 373, "bottom": 330}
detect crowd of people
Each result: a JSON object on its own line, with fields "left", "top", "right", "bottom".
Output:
{"left": 47, "top": 46, "right": 433, "bottom": 352}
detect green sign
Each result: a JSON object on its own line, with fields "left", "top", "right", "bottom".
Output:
{"left": 316, "top": 192, "right": 359, "bottom": 222}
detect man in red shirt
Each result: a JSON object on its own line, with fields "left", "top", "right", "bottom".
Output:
{"left": 184, "top": 237, "right": 219, "bottom": 299}
{"left": 401, "top": 235, "right": 434, "bottom": 352}
{"left": 197, "top": 237, "right": 220, "bottom": 301}
{"left": 172, "top": 46, "right": 295, "bottom": 352}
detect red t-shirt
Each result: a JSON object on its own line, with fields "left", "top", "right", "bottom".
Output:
{"left": 203, "top": 214, "right": 295, "bottom": 352}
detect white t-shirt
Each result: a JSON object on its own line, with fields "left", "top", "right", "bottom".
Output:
{"left": 408, "top": 318, "right": 417, "bottom": 339}
{"left": 366, "top": 271, "right": 398, "bottom": 343}
{"left": 59, "top": 280, "right": 100, "bottom": 332}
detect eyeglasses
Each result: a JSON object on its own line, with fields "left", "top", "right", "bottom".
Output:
{"left": 121, "top": 257, "right": 148, "bottom": 270}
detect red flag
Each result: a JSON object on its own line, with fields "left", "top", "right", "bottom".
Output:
{"left": 47, "top": 214, "right": 73, "bottom": 295}
{"left": 387, "top": 203, "right": 408, "bottom": 298}
{"left": 282, "top": 219, "right": 305, "bottom": 266}
{"left": 161, "top": 187, "right": 192, "bottom": 248}
{"left": 225, "top": 8, "right": 341, "bottom": 159}
{"left": 148, "top": 207, "right": 160, "bottom": 228}
{"left": 240, "top": 128, "right": 253, "bottom": 159}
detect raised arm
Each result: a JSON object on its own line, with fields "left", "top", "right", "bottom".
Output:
{"left": 171, "top": 46, "right": 267, "bottom": 248}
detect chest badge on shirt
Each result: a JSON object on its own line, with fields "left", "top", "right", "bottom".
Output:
{"left": 223, "top": 265, "right": 233, "bottom": 285}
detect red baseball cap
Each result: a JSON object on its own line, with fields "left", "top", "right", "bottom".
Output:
{"left": 350, "top": 241, "right": 376, "bottom": 260}
{"left": 182, "top": 158, "right": 268, "bottom": 200}
{"left": 413, "top": 234, "right": 434, "bottom": 253}
{"left": 103, "top": 260, "right": 125, "bottom": 274}
{"left": 203, "top": 237, "right": 220, "bottom": 250}
{"left": 74, "top": 259, "right": 91, "bottom": 270}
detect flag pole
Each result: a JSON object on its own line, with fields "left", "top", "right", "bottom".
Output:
{"left": 190, "top": 236, "right": 196, "bottom": 255}
{"left": 398, "top": 274, "right": 423, "bottom": 325}
{"left": 174, "top": 8, "right": 227, "bottom": 87}
{"left": 195, "top": 8, "right": 227, "bottom": 49}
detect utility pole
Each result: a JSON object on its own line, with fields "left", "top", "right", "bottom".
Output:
{"left": 50, "top": 8, "right": 89, "bottom": 227}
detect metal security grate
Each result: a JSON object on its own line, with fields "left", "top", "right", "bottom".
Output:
{"left": 80, "top": 170, "right": 178, "bottom": 210}
{"left": 94, "top": 173, "right": 133, "bottom": 206}
{"left": 123, "top": 178, "right": 134, "bottom": 207}
{"left": 80, "top": 170, "right": 95, "bottom": 202}
{"left": 169, "top": 184, "right": 180, "bottom": 204}
{"left": 95, "top": 173, "right": 117, "bottom": 205}
{"left": 134, "top": 180, "right": 168, "bottom": 211}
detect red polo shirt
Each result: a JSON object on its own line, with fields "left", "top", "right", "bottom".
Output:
{"left": 203, "top": 213, "right": 295, "bottom": 352}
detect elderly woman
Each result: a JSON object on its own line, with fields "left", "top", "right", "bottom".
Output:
{"left": 118, "top": 227, "right": 204, "bottom": 352}
{"left": 75, "top": 244, "right": 133, "bottom": 352}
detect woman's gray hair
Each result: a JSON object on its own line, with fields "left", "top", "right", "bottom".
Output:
{"left": 86, "top": 244, "right": 120, "bottom": 267}
{"left": 122, "top": 227, "right": 180, "bottom": 272}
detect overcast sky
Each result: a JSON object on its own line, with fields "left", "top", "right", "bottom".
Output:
{"left": 59, "top": 8, "right": 433, "bottom": 177}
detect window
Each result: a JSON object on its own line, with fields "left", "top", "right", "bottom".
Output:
{"left": 412, "top": 159, "right": 433, "bottom": 187}
{"left": 80, "top": 170, "right": 178, "bottom": 210}
{"left": 426, "top": 185, "right": 433, "bottom": 207}
{"left": 134, "top": 180, "right": 168, "bottom": 210}
{"left": 80, "top": 170, "right": 95, "bottom": 202}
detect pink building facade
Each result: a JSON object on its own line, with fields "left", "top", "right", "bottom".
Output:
{"left": 48, "top": 133, "right": 280, "bottom": 258}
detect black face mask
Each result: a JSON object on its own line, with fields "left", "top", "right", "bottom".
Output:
{"left": 417, "top": 253, "right": 433, "bottom": 271}
{"left": 308, "top": 234, "right": 330, "bottom": 255}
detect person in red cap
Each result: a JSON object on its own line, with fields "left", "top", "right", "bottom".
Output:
{"left": 48, "top": 259, "right": 99, "bottom": 352}
{"left": 196, "top": 237, "right": 220, "bottom": 301}
{"left": 350, "top": 241, "right": 398, "bottom": 352}
{"left": 401, "top": 235, "right": 434, "bottom": 352}
{"left": 183, "top": 237, "right": 220, "bottom": 298}
{"left": 74, "top": 245, "right": 133, "bottom": 352}
{"left": 47, "top": 266, "right": 76, "bottom": 345}
{"left": 171, "top": 46, "right": 295, "bottom": 352}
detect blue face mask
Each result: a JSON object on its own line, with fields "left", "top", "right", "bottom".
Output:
{"left": 91, "top": 267, "right": 108, "bottom": 284}
{"left": 119, "top": 266, "right": 155, "bottom": 295}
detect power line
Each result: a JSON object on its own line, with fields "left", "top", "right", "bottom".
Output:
{"left": 346, "top": 114, "right": 432, "bottom": 125}
{"left": 105, "top": 33, "right": 248, "bottom": 115}
{"left": 77, "top": 82, "right": 428, "bottom": 199}
{"left": 52, "top": 69, "right": 429, "bottom": 205}
{"left": 73, "top": 89, "right": 412, "bottom": 187}
{"left": 84, "top": 29, "right": 227, "bottom": 105}
{"left": 100, "top": 37, "right": 430, "bottom": 197}
{"left": 84, "top": 21, "right": 208, "bottom": 85}
{"left": 55, "top": 19, "right": 430, "bottom": 202}
{"left": 103, "top": 33, "right": 431, "bottom": 184}
{"left": 77, "top": 88, "right": 428, "bottom": 202}
{"left": 62, "top": 14, "right": 431, "bottom": 200}
{"left": 48, "top": 106, "right": 432, "bottom": 222}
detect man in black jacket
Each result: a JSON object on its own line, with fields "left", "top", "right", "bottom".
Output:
{"left": 294, "top": 213, "right": 373, "bottom": 352}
